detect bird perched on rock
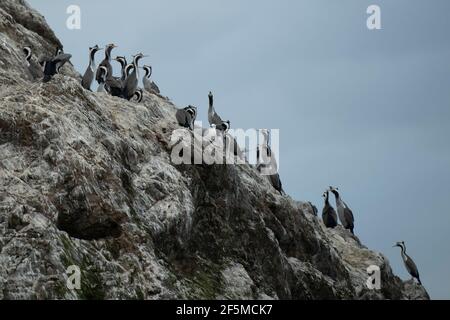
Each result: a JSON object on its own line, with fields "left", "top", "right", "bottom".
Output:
{"left": 113, "top": 56, "right": 128, "bottom": 81}
{"left": 142, "top": 65, "right": 160, "bottom": 94}
{"left": 322, "top": 191, "right": 338, "bottom": 228}
{"left": 22, "top": 46, "right": 43, "bottom": 80}
{"left": 123, "top": 53, "right": 146, "bottom": 100}
{"left": 42, "top": 47, "right": 72, "bottom": 82}
{"left": 257, "top": 129, "right": 284, "bottom": 195}
{"left": 394, "top": 241, "right": 422, "bottom": 285}
{"left": 208, "top": 91, "right": 229, "bottom": 131}
{"left": 96, "top": 66, "right": 108, "bottom": 92}
{"left": 82, "top": 45, "right": 102, "bottom": 91}
{"left": 95, "top": 43, "right": 117, "bottom": 85}
{"left": 329, "top": 186, "right": 354, "bottom": 234}
{"left": 176, "top": 105, "right": 197, "bottom": 130}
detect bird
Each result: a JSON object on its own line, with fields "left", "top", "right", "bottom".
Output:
{"left": 257, "top": 129, "right": 284, "bottom": 195}
{"left": 132, "top": 88, "right": 144, "bottom": 103}
{"left": 256, "top": 129, "right": 273, "bottom": 168}
{"left": 105, "top": 75, "right": 124, "bottom": 97}
{"left": 329, "top": 186, "right": 354, "bottom": 234}
{"left": 95, "top": 43, "right": 117, "bottom": 84}
{"left": 322, "top": 190, "right": 338, "bottom": 228}
{"left": 22, "top": 46, "right": 43, "bottom": 80}
{"left": 208, "top": 91, "right": 228, "bottom": 129}
{"left": 142, "top": 65, "right": 160, "bottom": 94}
{"left": 123, "top": 53, "right": 146, "bottom": 100}
{"left": 96, "top": 66, "right": 108, "bottom": 92}
{"left": 216, "top": 120, "right": 230, "bottom": 132}
{"left": 394, "top": 241, "right": 422, "bottom": 285}
{"left": 268, "top": 174, "right": 284, "bottom": 195}
{"left": 113, "top": 56, "right": 128, "bottom": 81}
{"left": 42, "top": 47, "right": 72, "bottom": 82}
{"left": 81, "top": 45, "right": 103, "bottom": 91}
{"left": 176, "top": 105, "right": 197, "bottom": 130}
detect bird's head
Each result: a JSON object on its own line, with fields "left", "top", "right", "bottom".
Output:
{"left": 133, "top": 53, "right": 147, "bottom": 63}
{"left": 329, "top": 186, "right": 340, "bottom": 197}
{"left": 23, "top": 46, "right": 32, "bottom": 60}
{"left": 393, "top": 241, "right": 405, "bottom": 248}
{"left": 90, "top": 45, "right": 102, "bottom": 52}
{"left": 125, "top": 63, "right": 134, "bottom": 76}
{"left": 186, "top": 105, "right": 197, "bottom": 117}
{"left": 114, "top": 56, "right": 127, "bottom": 66}
{"left": 143, "top": 65, "right": 152, "bottom": 77}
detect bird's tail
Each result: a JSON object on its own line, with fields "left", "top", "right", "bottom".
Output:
{"left": 417, "top": 277, "right": 422, "bottom": 285}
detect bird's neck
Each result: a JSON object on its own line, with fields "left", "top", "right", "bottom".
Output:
{"left": 89, "top": 51, "right": 96, "bottom": 68}
{"left": 401, "top": 244, "right": 407, "bottom": 256}
{"left": 105, "top": 48, "right": 113, "bottom": 61}
{"left": 133, "top": 59, "right": 141, "bottom": 78}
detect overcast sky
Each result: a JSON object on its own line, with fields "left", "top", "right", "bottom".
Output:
{"left": 28, "top": 0, "right": 450, "bottom": 299}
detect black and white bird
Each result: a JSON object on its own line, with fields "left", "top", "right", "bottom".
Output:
{"left": 113, "top": 56, "right": 128, "bottom": 81}
{"left": 329, "top": 186, "right": 355, "bottom": 234}
{"left": 257, "top": 129, "right": 284, "bottom": 195}
{"left": 81, "top": 45, "right": 102, "bottom": 91}
{"left": 142, "top": 65, "right": 160, "bottom": 94}
{"left": 208, "top": 91, "right": 228, "bottom": 130}
{"left": 176, "top": 105, "right": 197, "bottom": 130}
{"left": 23, "top": 46, "right": 43, "bottom": 80}
{"left": 256, "top": 129, "right": 273, "bottom": 168}
{"left": 322, "top": 191, "right": 338, "bottom": 228}
{"left": 96, "top": 66, "right": 108, "bottom": 92}
{"left": 95, "top": 43, "right": 117, "bottom": 85}
{"left": 123, "top": 53, "right": 146, "bottom": 100}
{"left": 394, "top": 241, "right": 422, "bottom": 285}
{"left": 42, "top": 48, "right": 72, "bottom": 82}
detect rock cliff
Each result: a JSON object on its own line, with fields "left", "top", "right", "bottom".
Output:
{"left": 0, "top": 0, "right": 429, "bottom": 300}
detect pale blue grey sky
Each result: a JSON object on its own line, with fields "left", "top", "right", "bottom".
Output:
{"left": 28, "top": 0, "right": 450, "bottom": 299}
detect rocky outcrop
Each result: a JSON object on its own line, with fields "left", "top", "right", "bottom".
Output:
{"left": 0, "top": 1, "right": 429, "bottom": 300}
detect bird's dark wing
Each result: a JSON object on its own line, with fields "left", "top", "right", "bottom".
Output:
{"left": 105, "top": 77, "right": 124, "bottom": 96}
{"left": 343, "top": 202, "right": 354, "bottom": 222}
{"left": 175, "top": 110, "right": 188, "bottom": 128}
{"left": 405, "top": 255, "right": 420, "bottom": 278}
{"left": 212, "top": 112, "right": 223, "bottom": 125}
{"left": 269, "top": 174, "right": 283, "bottom": 194}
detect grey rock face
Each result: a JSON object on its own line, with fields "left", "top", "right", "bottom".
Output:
{"left": 0, "top": 1, "right": 429, "bottom": 300}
